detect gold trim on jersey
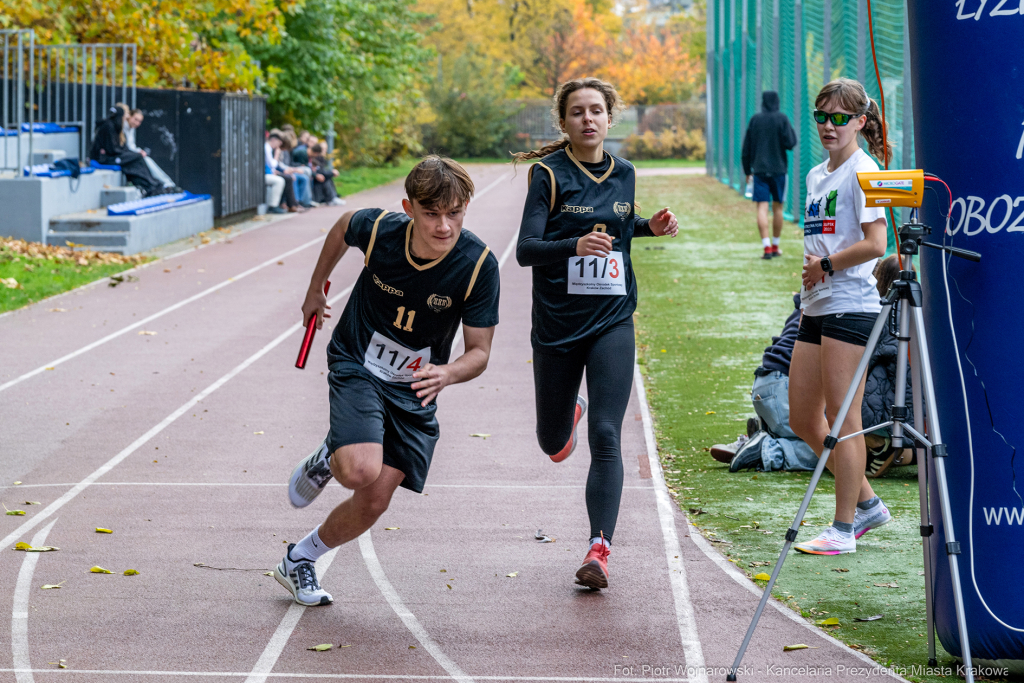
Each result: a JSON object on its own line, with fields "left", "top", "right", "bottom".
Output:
{"left": 528, "top": 162, "right": 558, "bottom": 214}
{"left": 464, "top": 247, "right": 491, "bottom": 301}
{"left": 404, "top": 220, "right": 456, "bottom": 271}
{"left": 365, "top": 210, "right": 387, "bottom": 267}
{"left": 565, "top": 147, "right": 615, "bottom": 184}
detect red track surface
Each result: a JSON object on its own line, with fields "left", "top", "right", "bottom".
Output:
{"left": 0, "top": 166, "right": 904, "bottom": 682}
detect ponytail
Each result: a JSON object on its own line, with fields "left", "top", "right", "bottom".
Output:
{"left": 860, "top": 98, "right": 893, "bottom": 167}
{"left": 511, "top": 138, "right": 570, "bottom": 169}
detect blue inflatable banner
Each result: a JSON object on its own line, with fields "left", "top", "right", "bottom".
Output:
{"left": 908, "top": 0, "right": 1024, "bottom": 664}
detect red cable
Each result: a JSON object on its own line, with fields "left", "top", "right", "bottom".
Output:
{"left": 865, "top": 0, "right": 903, "bottom": 267}
{"left": 925, "top": 174, "right": 954, "bottom": 219}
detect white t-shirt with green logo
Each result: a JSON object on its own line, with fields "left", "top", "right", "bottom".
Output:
{"left": 801, "top": 148, "right": 887, "bottom": 316}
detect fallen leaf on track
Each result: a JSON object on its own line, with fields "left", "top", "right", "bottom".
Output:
{"left": 384, "top": 527, "right": 399, "bottom": 531}
{"left": 95, "top": 528, "right": 113, "bottom": 534}
{"left": 6, "top": 510, "right": 25, "bottom": 516}
{"left": 90, "top": 566, "right": 113, "bottom": 574}
{"left": 253, "top": 431, "right": 264, "bottom": 435}
{"left": 469, "top": 433, "right": 491, "bottom": 439}
{"left": 41, "top": 581, "right": 65, "bottom": 590}
{"left": 783, "top": 644, "right": 817, "bottom": 651}
{"left": 14, "top": 542, "right": 59, "bottom": 552}
{"left": 123, "top": 569, "right": 139, "bottom": 576}
{"left": 137, "top": 330, "right": 157, "bottom": 336}
{"left": 307, "top": 644, "right": 332, "bottom": 652}
{"left": 506, "top": 572, "right": 518, "bottom": 578}
{"left": 264, "top": 571, "right": 274, "bottom": 576}
{"left": 25, "top": 502, "right": 40, "bottom": 505}
{"left": 535, "top": 529, "right": 555, "bottom": 543}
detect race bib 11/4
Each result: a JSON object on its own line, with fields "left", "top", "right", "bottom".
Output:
{"left": 800, "top": 273, "right": 833, "bottom": 308}
{"left": 363, "top": 330, "right": 430, "bottom": 383}
{"left": 567, "top": 251, "right": 626, "bottom": 296}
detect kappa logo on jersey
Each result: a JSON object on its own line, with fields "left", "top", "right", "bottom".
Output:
{"left": 373, "top": 273, "right": 403, "bottom": 297}
{"left": 427, "top": 293, "right": 452, "bottom": 313}
{"left": 804, "top": 190, "right": 838, "bottom": 236}
{"left": 613, "top": 202, "right": 631, "bottom": 221}
{"left": 561, "top": 205, "right": 594, "bottom": 214}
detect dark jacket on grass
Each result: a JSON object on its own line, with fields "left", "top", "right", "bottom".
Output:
{"left": 741, "top": 91, "right": 798, "bottom": 177}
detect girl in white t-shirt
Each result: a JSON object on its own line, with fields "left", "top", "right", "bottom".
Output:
{"left": 789, "top": 78, "right": 893, "bottom": 556}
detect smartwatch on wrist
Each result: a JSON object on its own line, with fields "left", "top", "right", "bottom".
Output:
{"left": 820, "top": 256, "right": 834, "bottom": 276}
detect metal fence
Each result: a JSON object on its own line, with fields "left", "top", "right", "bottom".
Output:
{"left": 2, "top": 29, "right": 136, "bottom": 172}
{"left": 706, "top": 0, "right": 913, "bottom": 227}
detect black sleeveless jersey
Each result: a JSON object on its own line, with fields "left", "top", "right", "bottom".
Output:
{"left": 523, "top": 148, "right": 642, "bottom": 353}
{"left": 327, "top": 209, "right": 500, "bottom": 392}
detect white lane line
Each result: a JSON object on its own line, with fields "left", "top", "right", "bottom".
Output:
{"left": 0, "top": 285, "right": 354, "bottom": 552}
{"left": 684, "top": 519, "right": 910, "bottom": 682}
{"left": 0, "top": 234, "right": 328, "bottom": 395}
{"left": 0, "top": 671, "right": 688, "bottom": 681}
{"left": 359, "top": 531, "right": 473, "bottom": 683}
{"left": 12, "top": 518, "right": 57, "bottom": 683}
{"left": 244, "top": 548, "right": 340, "bottom": 683}
{"left": 633, "top": 361, "right": 707, "bottom": 683}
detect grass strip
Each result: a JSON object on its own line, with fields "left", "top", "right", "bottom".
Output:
{"left": 632, "top": 174, "right": 953, "bottom": 683}
{"left": 1, "top": 239, "right": 147, "bottom": 314}
{"left": 333, "top": 159, "right": 417, "bottom": 198}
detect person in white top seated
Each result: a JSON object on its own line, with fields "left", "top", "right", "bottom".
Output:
{"left": 124, "top": 109, "right": 179, "bottom": 191}
{"left": 788, "top": 78, "right": 894, "bottom": 556}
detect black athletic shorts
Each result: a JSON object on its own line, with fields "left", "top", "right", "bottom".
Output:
{"left": 327, "top": 361, "right": 439, "bottom": 493}
{"left": 797, "top": 312, "right": 877, "bottom": 347}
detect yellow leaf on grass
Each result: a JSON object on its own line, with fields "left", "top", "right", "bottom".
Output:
{"left": 783, "top": 644, "right": 811, "bottom": 651}
{"left": 95, "top": 528, "right": 113, "bottom": 534}
{"left": 384, "top": 527, "right": 399, "bottom": 531}
{"left": 123, "top": 569, "right": 139, "bottom": 576}
{"left": 90, "top": 566, "right": 113, "bottom": 574}
{"left": 816, "top": 617, "right": 840, "bottom": 626}
{"left": 307, "top": 644, "right": 332, "bottom": 651}
{"left": 753, "top": 573, "right": 771, "bottom": 581}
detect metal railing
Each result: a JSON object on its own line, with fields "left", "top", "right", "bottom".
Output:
{"left": 2, "top": 29, "right": 137, "bottom": 173}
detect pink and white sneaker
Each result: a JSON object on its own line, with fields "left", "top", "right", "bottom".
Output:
{"left": 793, "top": 526, "right": 856, "bottom": 555}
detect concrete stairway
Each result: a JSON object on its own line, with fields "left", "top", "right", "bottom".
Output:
{"left": 48, "top": 199, "right": 214, "bottom": 254}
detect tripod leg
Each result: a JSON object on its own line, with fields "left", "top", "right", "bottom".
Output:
{"left": 911, "top": 307, "right": 974, "bottom": 683}
{"left": 909, "top": 335, "right": 938, "bottom": 666}
{"left": 726, "top": 304, "right": 892, "bottom": 681}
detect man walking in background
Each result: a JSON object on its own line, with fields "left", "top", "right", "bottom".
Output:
{"left": 741, "top": 91, "right": 797, "bottom": 259}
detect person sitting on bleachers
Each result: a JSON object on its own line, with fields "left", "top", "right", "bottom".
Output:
{"left": 308, "top": 143, "right": 344, "bottom": 206}
{"left": 265, "top": 131, "right": 301, "bottom": 213}
{"left": 123, "top": 108, "right": 179, "bottom": 192}
{"left": 89, "top": 104, "right": 162, "bottom": 197}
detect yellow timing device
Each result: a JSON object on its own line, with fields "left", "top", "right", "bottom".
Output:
{"left": 857, "top": 169, "right": 924, "bottom": 208}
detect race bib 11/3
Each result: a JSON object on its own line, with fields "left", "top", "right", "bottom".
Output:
{"left": 567, "top": 251, "right": 626, "bottom": 296}
{"left": 800, "top": 273, "right": 833, "bottom": 308}
{"left": 363, "top": 330, "right": 430, "bottom": 383}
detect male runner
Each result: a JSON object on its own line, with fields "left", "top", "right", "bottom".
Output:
{"left": 275, "top": 156, "right": 500, "bottom": 605}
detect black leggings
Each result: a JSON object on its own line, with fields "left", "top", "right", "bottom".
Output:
{"left": 533, "top": 319, "right": 635, "bottom": 543}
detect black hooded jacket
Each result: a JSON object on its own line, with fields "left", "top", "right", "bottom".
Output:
{"left": 89, "top": 107, "right": 142, "bottom": 166}
{"left": 741, "top": 91, "right": 798, "bottom": 177}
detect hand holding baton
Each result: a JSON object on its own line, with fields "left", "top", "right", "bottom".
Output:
{"left": 295, "top": 280, "right": 331, "bottom": 369}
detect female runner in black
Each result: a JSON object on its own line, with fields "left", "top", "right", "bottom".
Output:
{"left": 514, "top": 78, "right": 678, "bottom": 589}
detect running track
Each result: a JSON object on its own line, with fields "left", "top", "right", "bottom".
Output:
{"left": 0, "top": 166, "right": 905, "bottom": 682}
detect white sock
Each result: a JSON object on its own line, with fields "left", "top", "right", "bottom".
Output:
{"left": 590, "top": 536, "right": 610, "bottom": 549}
{"left": 761, "top": 237, "right": 771, "bottom": 248}
{"left": 771, "top": 236, "right": 780, "bottom": 246}
{"left": 290, "top": 526, "right": 330, "bottom": 563}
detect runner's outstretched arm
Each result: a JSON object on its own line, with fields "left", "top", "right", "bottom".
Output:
{"left": 410, "top": 324, "right": 495, "bottom": 407}
{"left": 301, "top": 210, "right": 354, "bottom": 329}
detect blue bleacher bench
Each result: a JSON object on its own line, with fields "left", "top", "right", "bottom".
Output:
{"left": 106, "top": 192, "right": 212, "bottom": 216}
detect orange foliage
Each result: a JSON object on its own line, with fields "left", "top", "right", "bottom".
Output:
{"left": 600, "top": 23, "right": 704, "bottom": 105}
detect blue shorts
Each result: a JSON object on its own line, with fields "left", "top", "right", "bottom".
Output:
{"left": 752, "top": 174, "right": 786, "bottom": 204}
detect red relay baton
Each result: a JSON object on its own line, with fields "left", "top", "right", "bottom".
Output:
{"left": 295, "top": 280, "right": 331, "bottom": 369}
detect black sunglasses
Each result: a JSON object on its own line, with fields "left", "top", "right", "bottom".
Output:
{"left": 813, "top": 110, "right": 854, "bottom": 126}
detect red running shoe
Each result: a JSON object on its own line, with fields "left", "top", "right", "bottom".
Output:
{"left": 770, "top": 244, "right": 782, "bottom": 257}
{"left": 761, "top": 246, "right": 773, "bottom": 260}
{"left": 550, "top": 395, "right": 587, "bottom": 463}
{"left": 575, "top": 538, "right": 610, "bottom": 589}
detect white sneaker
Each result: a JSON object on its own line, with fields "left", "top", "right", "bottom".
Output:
{"left": 854, "top": 500, "right": 892, "bottom": 539}
{"left": 275, "top": 544, "right": 333, "bottom": 606}
{"left": 329, "top": 198, "right": 346, "bottom": 206}
{"left": 710, "top": 434, "right": 749, "bottom": 463}
{"left": 794, "top": 525, "right": 856, "bottom": 555}
{"left": 288, "top": 438, "right": 332, "bottom": 508}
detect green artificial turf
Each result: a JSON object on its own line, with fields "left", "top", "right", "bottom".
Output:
{"left": 632, "top": 175, "right": 967, "bottom": 683}
{"left": 0, "top": 254, "right": 142, "bottom": 314}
